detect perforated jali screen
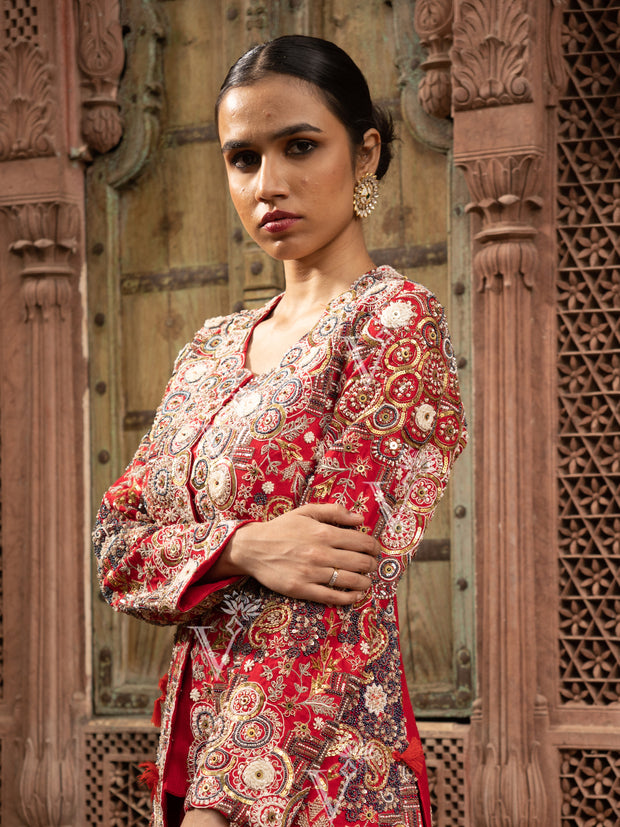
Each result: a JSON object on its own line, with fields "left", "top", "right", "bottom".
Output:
{"left": 556, "top": 2, "right": 620, "bottom": 825}
{"left": 557, "top": 0, "right": 620, "bottom": 709}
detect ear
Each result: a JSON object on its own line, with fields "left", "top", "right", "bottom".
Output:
{"left": 355, "top": 128, "right": 381, "bottom": 179}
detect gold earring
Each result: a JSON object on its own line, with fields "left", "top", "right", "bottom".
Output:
{"left": 353, "top": 172, "right": 379, "bottom": 218}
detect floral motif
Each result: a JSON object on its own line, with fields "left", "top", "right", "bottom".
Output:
{"left": 364, "top": 683, "right": 388, "bottom": 715}
{"left": 415, "top": 403, "right": 436, "bottom": 432}
{"left": 379, "top": 301, "right": 414, "bottom": 329}
{"left": 242, "top": 758, "right": 276, "bottom": 790}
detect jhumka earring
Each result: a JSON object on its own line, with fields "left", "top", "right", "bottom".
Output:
{"left": 353, "top": 172, "right": 379, "bottom": 218}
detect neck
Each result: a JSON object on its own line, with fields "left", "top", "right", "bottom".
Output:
{"left": 277, "top": 226, "right": 375, "bottom": 320}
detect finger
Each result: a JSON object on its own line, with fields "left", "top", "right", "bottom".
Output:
{"left": 297, "top": 503, "right": 364, "bottom": 526}
{"left": 328, "top": 525, "right": 381, "bottom": 557}
{"left": 301, "top": 583, "right": 368, "bottom": 606}
{"left": 320, "top": 566, "right": 373, "bottom": 592}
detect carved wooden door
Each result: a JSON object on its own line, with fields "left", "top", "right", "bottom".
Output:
{"left": 86, "top": 0, "right": 472, "bottom": 822}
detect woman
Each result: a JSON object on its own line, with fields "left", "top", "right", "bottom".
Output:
{"left": 94, "top": 35, "right": 466, "bottom": 827}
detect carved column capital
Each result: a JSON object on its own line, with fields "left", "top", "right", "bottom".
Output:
{"left": 0, "top": 40, "right": 55, "bottom": 160}
{"left": 76, "top": 0, "right": 125, "bottom": 154}
{"left": 456, "top": 151, "right": 542, "bottom": 290}
{"left": 452, "top": 0, "right": 533, "bottom": 111}
{"left": 413, "top": 0, "right": 454, "bottom": 119}
{"left": 5, "top": 201, "right": 80, "bottom": 319}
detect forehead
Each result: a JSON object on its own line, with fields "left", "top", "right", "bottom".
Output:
{"left": 217, "top": 75, "right": 342, "bottom": 140}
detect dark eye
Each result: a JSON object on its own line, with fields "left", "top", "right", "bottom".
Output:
{"left": 230, "top": 150, "right": 260, "bottom": 170}
{"left": 288, "top": 139, "right": 317, "bottom": 156}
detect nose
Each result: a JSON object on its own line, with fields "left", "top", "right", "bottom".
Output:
{"left": 255, "top": 154, "right": 288, "bottom": 202}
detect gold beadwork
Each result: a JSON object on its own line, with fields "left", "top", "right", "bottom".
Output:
{"left": 353, "top": 172, "right": 379, "bottom": 218}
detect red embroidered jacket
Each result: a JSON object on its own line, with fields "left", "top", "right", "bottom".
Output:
{"left": 94, "top": 267, "right": 467, "bottom": 827}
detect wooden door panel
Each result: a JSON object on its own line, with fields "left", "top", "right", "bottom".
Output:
{"left": 88, "top": 0, "right": 473, "bottom": 719}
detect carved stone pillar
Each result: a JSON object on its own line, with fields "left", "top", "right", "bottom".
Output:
{"left": 6, "top": 202, "right": 83, "bottom": 827}
{"left": 0, "top": 2, "right": 91, "bottom": 825}
{"left": 449, "top": 0, "right": 561, "bottom": 823}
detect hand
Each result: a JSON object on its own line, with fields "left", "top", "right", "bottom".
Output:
{"left": 214, "top": 504, "right": 380, "bottom": 605}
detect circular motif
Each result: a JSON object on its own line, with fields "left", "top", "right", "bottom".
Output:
{"left": 226, "top": 682, "right": 265, "bottom": 721}
{"left": 172, "top": 451, "right": 190, "bottom": 486}
{"left": 183, "top": 362, "right": 207, "bottom": 383}
{"left": 191, "top": 457, "right": 209, "bottom": 490}
{"left": 170, "top": 420, "right": 202, "bottom": 454}
{"left": 152, "top": 466, "right": 169, "bottom": 498}
{"left": 378, "top": 557, "right": 402, "bottom": 582}
{"left": 234, "top": 716, "right": 274, "bottom": 749}
{"left": 384, "top": 340, "right": 419, "bottom": 370}
{"left": 207, "top": 458, "right": 237, "bottom": 510}
{"left": 152, "top": 414, "right": 173, "bottom": 439}
{"left": 200, "top": 427, "right": 233, "bottom": 459}
{"left": 435, "top": 411, "right": 461, "bottom": 447}
{"left": 158, "top": 535, "right": 184, "bottom": 567}
{"left": 203, "top": 333, "right": 223, "bottom": 353}
{"left": 163, "top": 390, "right": 190, "bottom": 412}
{"left": 415, "top": 403, "right": 436, "bottom": 432}
{"left": 422, "top": 320, "right": 439, "bottom": 347}
{"left": 236, "top": 390, "right": 263, "bottom": 416}
{"left": 379, "top": 300, "right": 414, "bottom": 329}
{"left": 242, "top": 757, "right": 276, "bottom": 790}
{"left": 381, "top": 509, "right": 422, "bottom": 553}
{"left": 337, "top": 380, "right": 380, "bottom": 421}
{"left": 421, "top": 350, "right": 447, "bottom": 397}
{"left": 408, "top": 476, "right": 439, "bottom": 511}
{"left": 248, "top": 795, "right": 291, "bottom": 827}
{"left": 272, "top": 378, "right": 302, "bottom": 407}
{"left": 386, "top": 372, "right": 420, "bottom": 406}
{"left": 251, "top": 405, "right": 285, "bottom": 439}
{"left": 313, "top": 313, "right": 338, "bottom": 340}
{"left": 280, "top": 346, "right": 303, "bottom": 367}
{"left": 202, "top": 748, "right": 232, "bottom": 773}
{"left": 370, "top": 403, "right": 403, "bottom": 433}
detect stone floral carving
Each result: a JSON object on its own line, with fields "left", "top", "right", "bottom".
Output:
{"left": 77, "top": 0, "right": 125, "bottom": 154}
{"left": 6, "top": 201, "right": 80, "bottom": 319}
{"left": 457, "top": 152, "right": 543, "bottom": 290}
{"left": 0, "top": 40, "right": 54, "bottom": 160}
{"left": 413, "top": 0, "right": 453, "bottom": 119}
{"left": 452, "top": 0, "right": 533, "bottom": 110}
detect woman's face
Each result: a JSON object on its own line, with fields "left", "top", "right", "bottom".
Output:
{"left": 217, "top": 74, "right": 377, "bottom": 266}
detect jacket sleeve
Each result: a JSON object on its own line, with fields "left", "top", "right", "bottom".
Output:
{"left": 92, "top": 344, "right": 252, "bottom": 626}
{"left": 303, "top": 285, "right": 466, "bottom": 579}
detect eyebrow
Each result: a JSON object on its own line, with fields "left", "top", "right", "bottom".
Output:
{"left": 221, "top": 122, "right": 323, "bottom": 153}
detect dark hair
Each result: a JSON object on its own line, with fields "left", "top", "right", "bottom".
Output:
{"left": 216, "top": 35, "right": 394, "bottom": 180}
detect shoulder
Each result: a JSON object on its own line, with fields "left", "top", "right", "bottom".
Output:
{"left": 344, "top": 266, "right": 448, "bottom": 335}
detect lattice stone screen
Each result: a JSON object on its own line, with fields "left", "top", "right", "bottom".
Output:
{"left": 560, "top": 749, "right": 620, "bottom": 825}
{"left": 82, "top": 727, "right": 466, "bottom": 827}
{"left": 84, "top": 728, "right": 159, "bottom": 825}
{"left": 2, "top": 0, "right": 39, "bottom": 43}
{"left": 557, "top": 1, "right": 620, "bottom": 707}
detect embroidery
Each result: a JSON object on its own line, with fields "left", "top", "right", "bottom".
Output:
{"left": 92, "top": 266, "right": 467, "bottom": 827}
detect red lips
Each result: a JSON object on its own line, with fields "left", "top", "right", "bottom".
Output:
{"left": 259, "top": 210, "right": 301, "bottom": 227}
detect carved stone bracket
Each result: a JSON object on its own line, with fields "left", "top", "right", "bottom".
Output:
{"left": 452, "top": 0, "right": 533, "bottom": 111}
{"left": 76, "top": 0, "right": 125, "bottom": 155}
{"left": 5, "top": 201, "right": 80, "bottom": 319}
{"left": 413, "top": 0, "right": 454, "bottom": 120}
{"left": 106, "top": 0, "right": 165, "bottom": 188}
{"left": 0, "top": 40, "right": 55, "bottom": 160}
{"left": 456, "top": 152, "right": 543, "bottom": 290}
{"left": 392, "top": 0, "right": 452, "bottom": 152}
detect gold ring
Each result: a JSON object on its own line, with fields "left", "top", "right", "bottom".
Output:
{"left": 327, "top": 568, "right": 339, "bottom": 588}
